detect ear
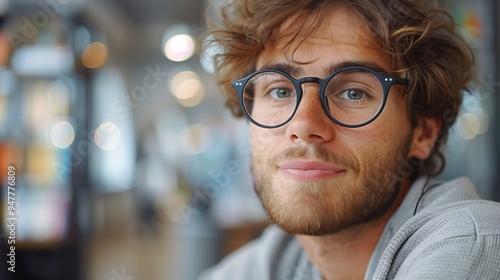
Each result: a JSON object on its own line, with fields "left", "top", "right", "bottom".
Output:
{"left": 408, "top": 116, "right": 442, "bottom": 160}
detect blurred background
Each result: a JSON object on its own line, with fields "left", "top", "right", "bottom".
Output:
{"left": 0, "top": 0, "right": 498, "bottom": 279}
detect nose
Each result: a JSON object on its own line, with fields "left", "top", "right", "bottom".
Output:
{"left": 285, "top": 84, "right": 336, "bottom": 144}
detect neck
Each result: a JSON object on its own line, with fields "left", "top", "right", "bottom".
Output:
{"left": 296, "top": 179, "right": 411, "bottom": 280}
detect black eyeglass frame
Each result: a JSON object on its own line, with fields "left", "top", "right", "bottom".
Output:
{"left": 232, "top": 66, "right": 410, "bottom": 129}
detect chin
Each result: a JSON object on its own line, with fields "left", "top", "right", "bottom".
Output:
{"left": 251, "top": 141, "right": 411, "bottom": 236}
{"left": 256, "top": 178, "right": 400, "bottom": 236}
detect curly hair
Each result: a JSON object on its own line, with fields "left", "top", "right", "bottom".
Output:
{"left": 201, "top": 0, "right": 474, "bottom": 178}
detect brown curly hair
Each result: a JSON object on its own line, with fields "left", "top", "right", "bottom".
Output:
{"left": 201, "top": 0, "right": 474, "bottom": 178}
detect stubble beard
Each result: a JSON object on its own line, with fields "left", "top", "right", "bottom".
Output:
{"left": 251, "top": 138, "right": 413, "bottom": 236}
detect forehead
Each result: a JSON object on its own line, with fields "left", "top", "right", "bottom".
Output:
{"left": 257, "top": 6, "right": 389, "bottom": 72}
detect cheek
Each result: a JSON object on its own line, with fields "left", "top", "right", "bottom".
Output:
{"left": 370, "top": 95, "right": 412, "bottom": 143}
{"left": 337, "top": 129, "right": 387, "bottom": 163}
{"left": 249, "top": 127, "right": 280, "bottom": 157}
{"left": 384, "top": 91, "right": 412, "bottom": 130}
{"left": 339, "top": 110, "right": 411, "bottom": 170}
{"left": 250, "top": 125, "right": 287, "bottom": 152}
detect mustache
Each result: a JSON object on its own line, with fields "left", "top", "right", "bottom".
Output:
{"left": 267, "top": 145, "right": 360, "bottom": 174}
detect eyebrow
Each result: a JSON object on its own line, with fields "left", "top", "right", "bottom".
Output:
{"left": 324, "top": 60, "right": 391, "bottom": 76}
{"left": 258, "top": 60, "right": 392, "bottom": 77}
{"left": 259, "top": 63, "right": 303, "bottom": 77}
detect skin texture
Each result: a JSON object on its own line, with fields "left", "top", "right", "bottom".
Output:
{"left": 249, "top": 7, "right": 441, "bottom": 280}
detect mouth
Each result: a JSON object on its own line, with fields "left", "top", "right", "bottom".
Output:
{"left": 278, "top": 159, "right": 346, "bottom": 181}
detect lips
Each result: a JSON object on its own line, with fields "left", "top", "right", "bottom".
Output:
{"left": 278, "top": 159, "right": 346, "bottom": 181}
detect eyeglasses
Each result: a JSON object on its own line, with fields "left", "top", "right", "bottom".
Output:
{"left": 232, "top": 66, "right": 409, "bottom": 129}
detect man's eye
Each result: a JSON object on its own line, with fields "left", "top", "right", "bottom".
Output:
{"left": 339, "top": 89, "right": 365, "bottom": 101}
{"left": 270, "top": 88, "right": 295, "bottom": 99}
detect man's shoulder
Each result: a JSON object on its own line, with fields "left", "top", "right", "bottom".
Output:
{"left": 416, "top": 176, "right": 500, "bottom": 237}
{"left": 416, "top": 198, "right": 500, "bottom": 240}
{"left": 197, "top": 225, "right": 303, "bottom": 280}
{"left": 448, "top": 199, "right": 500, "bottom": 235}
{"left": 402, "top": 176, "right": 500, "bottom": 249}
{"left": 373, "top": 178, "right": 500, "bottom": 279}
{"left": 386, "top": 200, "right": 500, "bottom": 279}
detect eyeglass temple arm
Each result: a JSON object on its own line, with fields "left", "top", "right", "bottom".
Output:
{"left": 395, "top": 77, "right": 409, "bottom": 86}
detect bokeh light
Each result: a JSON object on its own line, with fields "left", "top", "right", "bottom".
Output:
{"left": 82, "top": 42, "right": 108, "bottom": 69}
{"left": 94, "top": 122, "right": 121, "bottom": 151}
{"left": 51, "top": 121, "right": 75, "bottom": 149}
{"left": 473, "top": 108, "right": 490, "bottom": 134}
{"left": 457, "top": 113, "right": 481, "bottom": 140}
{"left": 170, "top": 71, "right": 205, "bottom": 107}
{"left": 163, "top": 34, "right": 195, "bottom": 62}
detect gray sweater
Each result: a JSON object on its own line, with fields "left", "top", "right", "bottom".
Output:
{"left": 199, "top": 177, "right": 500, "bottom": 279}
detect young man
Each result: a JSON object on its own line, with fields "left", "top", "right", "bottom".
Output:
{"left": 199, "top": 0, "right": 500, "bottom": 279}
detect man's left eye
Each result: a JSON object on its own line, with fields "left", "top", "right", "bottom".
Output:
{"left": 271, "top": 88, "right": 295, "bottom": 99}
{"left": 341, "top": 89, "right": 365, "bottom": 100}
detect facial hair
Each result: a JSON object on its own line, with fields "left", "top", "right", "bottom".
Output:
{"left": 251, "top": 136, "right": 413, "bottom": 236}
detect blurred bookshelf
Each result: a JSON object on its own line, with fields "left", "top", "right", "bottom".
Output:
{"left": 0, "top": 12, "right": 89, "bottom": 280}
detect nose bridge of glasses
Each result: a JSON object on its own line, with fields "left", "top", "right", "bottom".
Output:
{"left": 297, "top": 76, "right": 321, "bottom": 85}
{"left": 296, "top": 76, "right": 322, "bottom": 94}
{"left": 294, "top": 76, "right": 327, "bottom": 119}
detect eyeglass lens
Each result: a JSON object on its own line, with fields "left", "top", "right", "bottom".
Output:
{"left": 242, "top": 69, "right": 384, "bottom": 127}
